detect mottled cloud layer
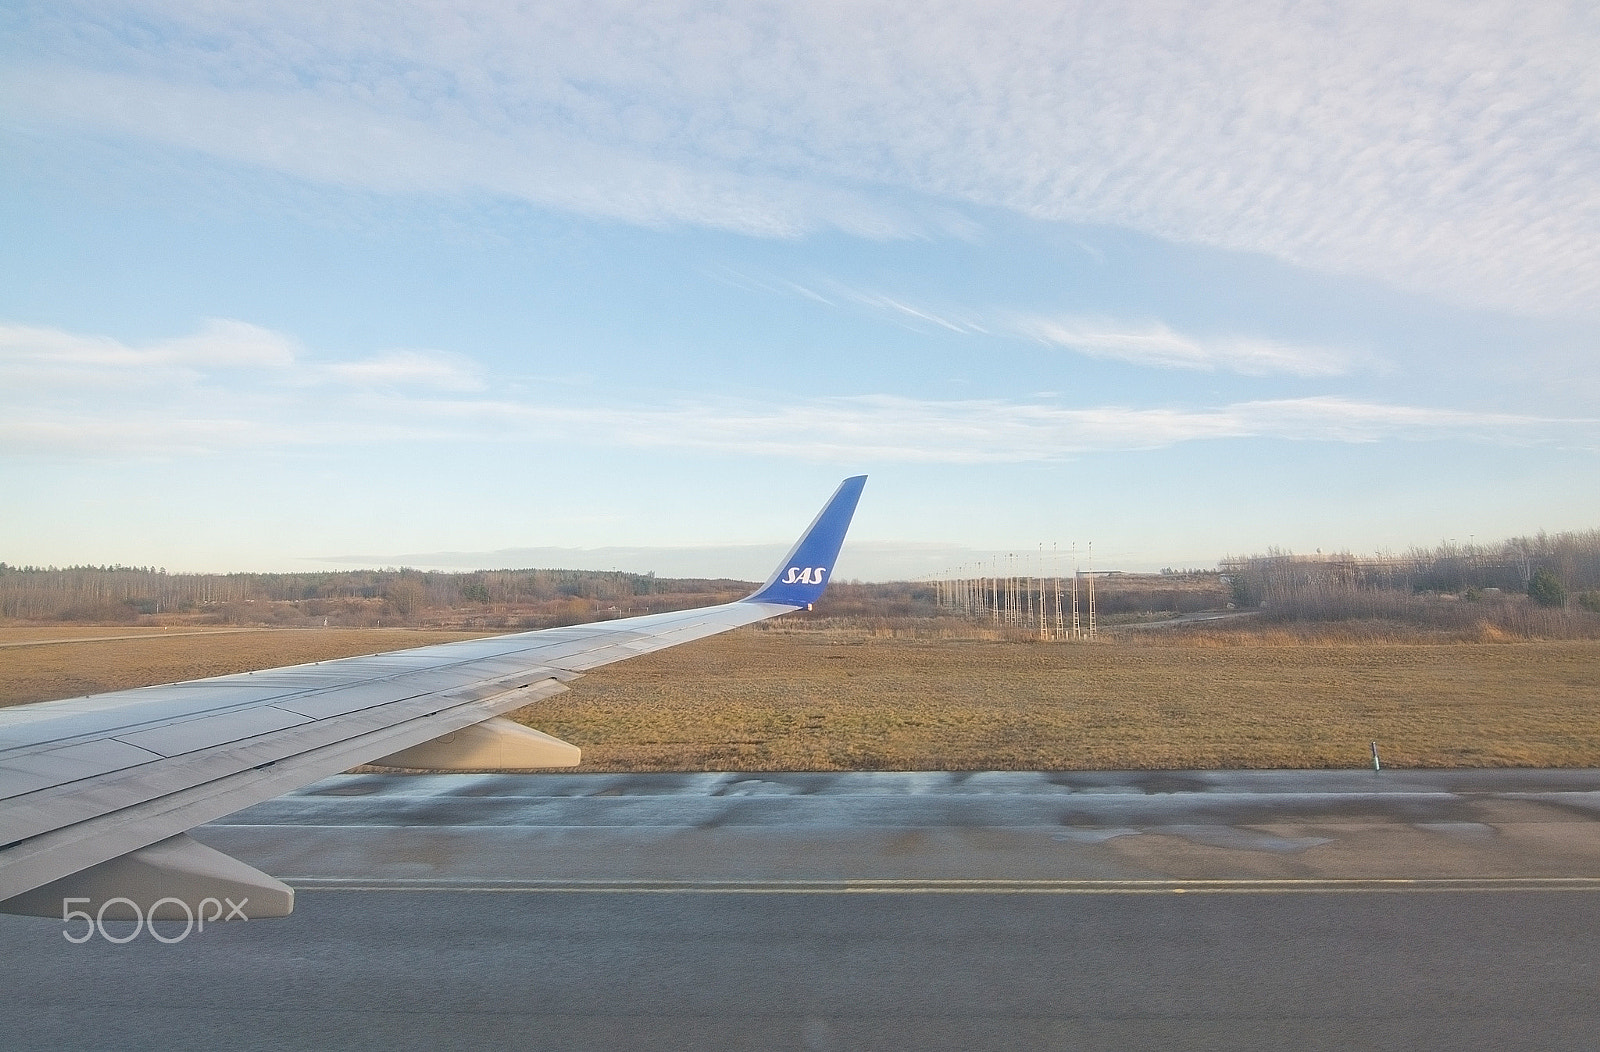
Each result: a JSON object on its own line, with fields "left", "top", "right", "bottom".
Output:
{"left": 5, "top": 0, "right": 1598, "bottom": 315}
{"left": 3, "top": 320, "right": 1589, "bottom": 461}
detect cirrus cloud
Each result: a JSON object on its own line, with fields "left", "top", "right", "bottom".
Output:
{"left": 5, "top": 0, "right": 1598, "bottom": 314}
{"left": 1012, "top": 316, "right": 1356, "bottom": 377}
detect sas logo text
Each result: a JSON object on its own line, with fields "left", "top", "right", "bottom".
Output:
{"left": 780, "top": 566, "right": 828, "bottom": 585}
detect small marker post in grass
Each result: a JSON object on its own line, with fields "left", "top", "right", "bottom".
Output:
{"left": 1370, "top": 741, "right": 1382, "bottom": 772}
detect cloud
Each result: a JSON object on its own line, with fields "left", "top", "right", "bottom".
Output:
{"left": 317, "top": 350, "right": 484, "bottom": 392}
{"left": 830, "top": 289, "right": 988, "bottom": 336}
{"left": 0, "top": 314, "right": 492, "bottom": 406}
{"left": 0, "top": 318, "right": 299, "bottom": 393}
{"left": 707, "top": 269, "right": 990, "bottom": 333}
{"left": 1013, "top": 317, "right": 1354, "bottom": 376}
{"left": 3, "top": 320, "right": 1589, "bottom": 460}
{"left": 2, "top": 65, "right": 912, "bottom": 239}
{"left": 508, "top": 395, "right": 1583, "bottom": 462}
{"left": 0, "top": 317, "right": 295, "bottom": 370}
{"left": 6, "top": 1, "right": 1599, "bottom": 314}
{"left": 716, "top": 273, "right": 1353, "bottom": 373}
{"left": 149, "top": 319, "right": 300, "bottom": 368}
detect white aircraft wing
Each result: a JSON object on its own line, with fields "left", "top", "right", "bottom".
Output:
{"left": 0, "top": 475, "right": 866, "bottom": 920}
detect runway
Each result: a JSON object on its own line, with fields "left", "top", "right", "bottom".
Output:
{"left": 4, "top": 770, "right": 1599, "bottom": 1050}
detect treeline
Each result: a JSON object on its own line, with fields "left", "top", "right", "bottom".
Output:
{"left": 1220, "top": 529, "right": 1600, "bottom": 636}
{"left": 1223, "top": 529, "right": 1600, "bottom": 604}
{"left": 0, "top": 563, "right": 751, "bottom": 628}
{"left": 0, "top": 561, "right": 1231, "bottom": 631}
{"left": 1079, "top": 572, "right": 1229, "bottom": 616}
{"left": 6, "top": 527, "right": 1596, "bottom": 637}
{"left": 1223, "top": 530, "right": 1600, "bottom": 604}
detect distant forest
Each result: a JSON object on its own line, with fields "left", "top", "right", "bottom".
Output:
{"left": 0, "top": 560, "right": 1228, "bottom": 630}
{"left": 1224, "top": 529, "right": 1600, "bottom": 600}
{"left": 0, "top": 564, "right": 755, "bottom": 629}
{"left": 2, "top": 527, "right": 1597, "bottom": 631}
{"left": 1221, "top": 529, "right": 1600, "bottom": 635}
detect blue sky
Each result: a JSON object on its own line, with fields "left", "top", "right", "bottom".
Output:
{"left": 2, "top": 0, "right": 1597, "bottom": 580}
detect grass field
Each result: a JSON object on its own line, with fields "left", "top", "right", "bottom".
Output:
{"left": 521, "top": 626, "right": 1600, "bottom": 770}
{"left": 3, "top": 623, "right": 1598, "bottom": 770}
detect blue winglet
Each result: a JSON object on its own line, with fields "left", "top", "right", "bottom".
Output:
{"left": 742, "top": 475, "right": 867, "bottom": 608}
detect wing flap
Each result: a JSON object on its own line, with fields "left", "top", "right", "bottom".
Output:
{"left": 113, "top": 705, "right": 316, "bottom": 758}
{"left": 0, "top": 739, "right": 164, "bottom": 799}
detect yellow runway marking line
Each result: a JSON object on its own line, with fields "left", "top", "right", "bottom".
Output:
{"left": 287, "top": 877, "right": 1600, "bottom": 895}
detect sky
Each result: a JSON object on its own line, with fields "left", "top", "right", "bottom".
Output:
{"left": 2, "top": 0, "right": 1597, "bottom": 581}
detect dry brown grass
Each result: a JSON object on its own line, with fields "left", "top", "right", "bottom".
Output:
{"left": 3, "top": 622, "right": 1597, "bottom": 771}
{"left": 516, "top": 626, "right": 1600, "bottom": 771}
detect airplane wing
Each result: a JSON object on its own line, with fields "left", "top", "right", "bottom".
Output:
{"left": 0, "top": 475, "right": 867, "bottom": 920}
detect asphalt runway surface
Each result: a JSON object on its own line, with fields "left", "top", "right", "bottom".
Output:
{"left": 4, "top": 770, "right": 1599, "bottom": 1051}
